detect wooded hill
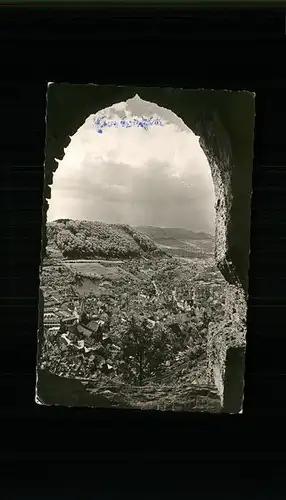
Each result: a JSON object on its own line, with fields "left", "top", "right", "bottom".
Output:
{"left": 46, "top": 219, "right": 166, "bottom": 260}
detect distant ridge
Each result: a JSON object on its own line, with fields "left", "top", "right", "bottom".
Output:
{"left": 135, "top": 225, "right": 214, "bottom": 241}
{"left": 135, "top": 225, "right": 215, "bottom": 259}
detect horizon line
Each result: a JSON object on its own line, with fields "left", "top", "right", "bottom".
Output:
{"left": 47, "top": 218, "right": 214, "bottom": 236}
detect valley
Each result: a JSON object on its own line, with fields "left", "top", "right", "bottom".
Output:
{"left": 39, "top": 219, "right": 229, "bottom": 410}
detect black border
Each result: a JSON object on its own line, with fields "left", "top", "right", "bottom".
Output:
{"left": 1, "top": 3, "right": 286, "bottom": 488}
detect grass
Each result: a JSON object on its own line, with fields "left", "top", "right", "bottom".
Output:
{"left": 63, "top": 262, "right": 123, "bottom": 279}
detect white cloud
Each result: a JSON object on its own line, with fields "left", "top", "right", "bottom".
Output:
{"left": 48, "top": 96, "right": 215, "bottom": 233}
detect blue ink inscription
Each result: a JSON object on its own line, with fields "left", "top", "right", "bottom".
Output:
{"left": 93, "top": 115, "right": 164, "bottom": 133}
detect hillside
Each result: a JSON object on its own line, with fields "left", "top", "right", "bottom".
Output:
{"left": 136, "top": 225, "right": 214, "bottom": 259}
{"left": 46, "top": 219, "right": 166, "bottom": 260}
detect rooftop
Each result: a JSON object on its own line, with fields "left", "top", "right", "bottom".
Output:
{"left": 86, "top": 320, "right": 99, "bottom": 332}
{"left": 78, "top": 324, "right": 93, "bottom": 338}
{"left": 61, "top": 316, "right": 77, "bottom": 323}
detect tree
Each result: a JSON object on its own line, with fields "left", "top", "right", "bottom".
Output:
{"left": 116, "top": 314, "right": 181, "bottom": 385}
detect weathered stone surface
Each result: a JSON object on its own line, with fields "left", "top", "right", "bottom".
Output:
{"left": 206, "top": 283, "right": 247, "bottom": 410}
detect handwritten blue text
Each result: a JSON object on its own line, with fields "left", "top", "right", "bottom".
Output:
{"left": 93, "top": 116, "right": 164, "bottom": 133}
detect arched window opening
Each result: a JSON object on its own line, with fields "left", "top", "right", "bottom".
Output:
{"left": 48, "top": 95, "right": 216, "bottom": 240}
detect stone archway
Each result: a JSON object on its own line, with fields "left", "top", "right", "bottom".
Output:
{"left": 48, "top": 94, "right": 216, "bottom": 235}
{"left": 42, "top": 84, "right": 255, "bottom": 412}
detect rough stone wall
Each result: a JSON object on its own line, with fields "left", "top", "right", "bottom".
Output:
{"left": 196, "top": 110, "right": 248, "bottom": 410}
{"left": 206, "top": 283, "right": 247, "bottom": 406}
{"left": 198, "top": 111, "right": 236, "bottom": 286}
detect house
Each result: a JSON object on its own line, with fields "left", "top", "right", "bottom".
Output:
{"left": 61, "top": 315, "right": 77, "bottom": 325}
{"left": 44, "top": 312, "right": 58, "bottom": 320}
{"left": 44, "top": 306, "right": 56, "bottom": 314}
{"left": 44, "top": 300, "right": 57, "bottom": 309}
{"left": 57, "top": 310, "right": 73, "bottom": 318}
{"left": 47, "top": 326, "right": 60, "bottom": 335}
{"left": 77, "top": 324, "right": 93, "bottom": 338}
{"left": 86, "top": 320, "right": 100, "bottom": 333}
{"left": 146, "top": 319, "right": 156, "bottom": 329}
{"left": 44, "top": 319, "right": 61, "bottom": 329}
{"left": 51, "top": 295, "right": 61, "bottom": 304}
{"left": 99, "top": 281, "right": 112, "bottom": 288}
{"left": 77, "top": 319, "right": 103, "bottom": 338}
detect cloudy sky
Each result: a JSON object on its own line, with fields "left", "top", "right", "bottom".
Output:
{"left": 48, "top": 95, "right": 215, "bottom": 234}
